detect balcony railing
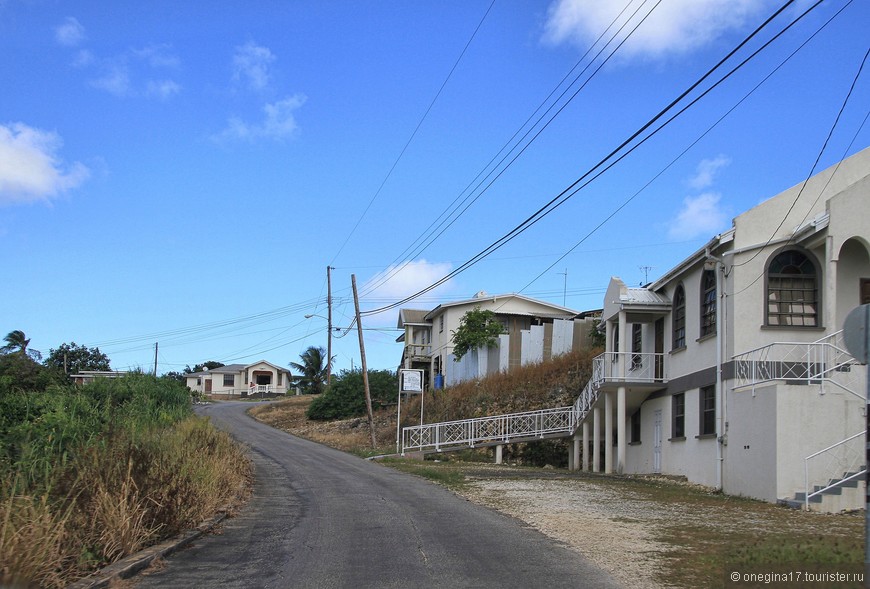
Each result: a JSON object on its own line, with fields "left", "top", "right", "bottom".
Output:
{"left": 733, "top": 330, "right": 863, "bottom": 399}
{"left": 404, "top": 343, "right": 432, "bottom": 359}
{"left": 593, "top": 352, "right": 667, "bottom": 386}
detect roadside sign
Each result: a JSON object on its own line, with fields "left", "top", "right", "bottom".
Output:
{"left": 843, "top": 304, "right": 870, "bottom": 364}
{"left": 397, "top": 368, "right": 424, "bottom": 454}
{"left": 399, "top": 369, "right": 424, "bottom": 393}
{"left": 842, "top": 303, "right": 870, "bottom": 583}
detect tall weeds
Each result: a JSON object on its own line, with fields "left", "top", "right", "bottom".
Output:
{"left": 0, "top": 374, "right": 251, "bottom": 588}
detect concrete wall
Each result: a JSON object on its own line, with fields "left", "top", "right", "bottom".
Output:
{"left": 774, "top": 383, "right": 864, "bottom": 500}
{"left": 444, "top": 318, "right": 594, "bottom": 386}
{"left": 723, "top": 384, "right": 779, "bottom": 501}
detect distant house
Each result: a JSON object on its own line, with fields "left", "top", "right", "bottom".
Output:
{"left": 70, "top": 370, "right": 131, "bottom": 385}
{"left": 573, "top": 146, "right": 869, "bottom": 511}
{"left": 397, "top": 292, "right": 598, "bottom": 388}
{"left": 185, "top": 360, "right": 293, "bottom": 398}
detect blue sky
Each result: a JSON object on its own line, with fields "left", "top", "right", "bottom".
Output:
{"left": 2, "top": 0, "right": 868, "bottom": 375}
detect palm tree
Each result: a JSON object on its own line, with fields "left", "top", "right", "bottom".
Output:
{"left": 1, "top": 330, "right": 41, "bottom": 360}
{"left": 289, "top": 346, "right": 330, "bottom": 395}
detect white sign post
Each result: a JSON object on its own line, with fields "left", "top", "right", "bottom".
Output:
{"left": 397, "top": 369, "right": 424, "bottom": 454}
{"left": 842, "top": 304, "right": 869, "bottom": 583}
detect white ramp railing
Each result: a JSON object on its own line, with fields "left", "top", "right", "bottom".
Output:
{"left": 804, "top": 431, "right": 867, "bottom": 510}
{"left": 402, "top": 406, "right": 574, "bottom": 454}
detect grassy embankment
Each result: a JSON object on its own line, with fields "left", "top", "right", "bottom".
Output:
{"left": 0, "top": 372, "right": 251, "bottom": 588}
{"left": 251, "top": 348, "right": 863, "bottom": 588}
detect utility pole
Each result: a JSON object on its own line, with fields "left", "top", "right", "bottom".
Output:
{"left": 351, "top": 274, "right": 377, "bottom": 448}
{"left": 327, "top": 265, "right": 333, "bottom": 387}
{"left": 153, "top": 342, "right": 158, "bottom": 376}
{"left": 559, "top": 268, "right": 568, "bottom": 307}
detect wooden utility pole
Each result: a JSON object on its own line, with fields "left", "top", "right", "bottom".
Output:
{"left": 351, "top": 274, "right": 377, "bottom": 448}
{"left": 327, "top": 265, "right": 333, "bottom": 386}
{"left": 153, "top": 342, "right": 158, "bottom": 375}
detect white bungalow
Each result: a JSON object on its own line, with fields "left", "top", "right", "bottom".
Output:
{"left": 574, "top": 147, "right": 869, "bottom": 511}
{"left": 185, "top": 360, "right": 294, "bottom": 398}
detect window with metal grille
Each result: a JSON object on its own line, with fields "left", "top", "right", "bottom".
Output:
{"left": 672, "top": 393, "right": 685, "bottom": 438}
{"left": 700, "top": 270, "right": 716, "bottom": 337}
{"left": 699, "top": 386, "right": 715, "bottom": 436}
{"left": 766, "top": 249, "right": 818, "bottom": 327}
{"left": 223, "top": 373, "right": 234, "bottom": 387}
{"left": 631, "top": 323, "right": 642, "bottom": 370}
{"left": 672, "top": 285, "right": 686, "bottom": 350}
{"left": 630, "top": 408, "right": 641, "bottom": 443}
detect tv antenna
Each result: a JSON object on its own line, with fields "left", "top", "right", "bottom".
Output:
{"left": 639, "top": 266, "right": 653, "bottom": 285}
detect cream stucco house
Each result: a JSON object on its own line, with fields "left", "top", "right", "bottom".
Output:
{"left": 397, "top": 292, "right": 593, "bottom": 389}
{"left": 574, "top": 147, "right": 869, "bottom": 511}
{"left": 185, "top": 360, "right": 293, "bottom": 398}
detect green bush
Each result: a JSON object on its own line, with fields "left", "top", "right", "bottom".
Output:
{"left": 306, "top": 369, "right": 397, "bottom": 421}
{"left": 0, "top": 353, "right": 63, "bottom": 395}
{"left": 0, "top": 373, "right": 193, "bottom": 491}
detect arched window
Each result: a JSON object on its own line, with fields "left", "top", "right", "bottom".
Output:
{"left": 766, "top": 249, "right": 819, "bottom": 327}
{"left": 700, "top": 270, "right": 716, "bottom": 337}
{"left": 672, "top": 284, "right": 686, "bottom": 350}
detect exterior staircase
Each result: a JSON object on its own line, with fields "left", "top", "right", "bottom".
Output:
{"left": 734, "top": 330, "right": 866, "bottom": 512}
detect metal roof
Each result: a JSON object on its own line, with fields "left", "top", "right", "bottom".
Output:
{"left": 397, "top": 309, "right": 431, "bottom": 329}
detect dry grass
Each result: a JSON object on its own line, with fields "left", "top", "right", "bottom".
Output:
{"left": 90, "top": 460, "right": 162, "bottom": 563}
{"left": 0, "top": 416, "right": 252, "bottom": 588}
{"left": 250, "top": 396, "right": 397, "bottom": 455}
{"left": 0, "top": 491, "right": 73, "bottom": 588}
{"left": 403, "top": 348, "right": 600, "bottom": 424}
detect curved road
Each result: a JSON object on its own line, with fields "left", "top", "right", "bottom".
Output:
{"left": 134, "top": 402, "right": 621, "bottom": 588}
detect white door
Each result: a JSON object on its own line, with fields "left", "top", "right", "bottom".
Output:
{"left": 653, "top": 409, "right": 662, "bottom": 474}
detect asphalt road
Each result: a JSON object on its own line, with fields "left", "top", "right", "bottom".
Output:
{"left": 133, "top": 401, "right": 621, "bottom": 589}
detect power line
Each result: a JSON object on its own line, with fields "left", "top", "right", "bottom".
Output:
{"left": 508, "top": 0, "right": 853, "bottom": 303}
{"left": 358, "top": 0, "right": 810, "bottom": 318}
{"left": 329, "top": 0, "right": 496, "bottom": 265}
{"left": 731, "top": 41, "right": 869, "bottom": 298}
{"left": 358, "top": 0, "right": 661, "bottom": 299}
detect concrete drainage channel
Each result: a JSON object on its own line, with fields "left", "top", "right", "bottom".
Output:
{"left": 66, "top": 512, "right": 228, "bottom": 589}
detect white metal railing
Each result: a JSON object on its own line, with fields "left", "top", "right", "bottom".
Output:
{"left": 249, "top": 384, "right": 274, "bottom": 395}
{"left": 804, "top": 431, "right": 866, "bottom": 510}
{"left": 733, "top": 330, "right": 863, "bottom": 398}
{"left": 402, "top": 406, "right": 574, "bottom": 454}
{"left": 573, "top": 378, "right": 600, "bottom": 424}
{"left": 594, "top": 352, "right": 667, "bottom": 384}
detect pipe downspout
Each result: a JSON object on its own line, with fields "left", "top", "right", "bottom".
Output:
{"left": 707, "top": 247, "right": 729, "bottom": 491}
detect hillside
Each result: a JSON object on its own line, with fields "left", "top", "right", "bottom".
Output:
{"left": 253, "top": 347, "right": 600, "bottom": 465}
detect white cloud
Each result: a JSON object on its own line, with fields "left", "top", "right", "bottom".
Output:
{"left": 543, "top": 0, "right": 773, "bottom": 60}
{"left": 60, "top": 36, "right": 180, "bottom": 99}
{"left": 146, "top": 79, "right": 181, "bottom": 100}
{"left": 90, "top": 64, "right": 132, "bottom": 97}
{"left": 0, "top": 123, "right": 90, "bottom": 205}
{"left": 134, "top": 44, "right": 181, "bottom": 69}
{"left": 55, "top": 17, "right": 85, "bottom": 47}
{"left": 360, "top": 260, "right": 456, "bottom": 326}
{"left": 212, "top": 94, "right": 307, "bottom": 143}
{"left": 232, "top": 42, "right": 275, "bottom": 91}
{"left": 688, "top": 155, "right": 731, "bottom": 190}
{"left": 668, "top": 193, "right": 728, "bottom": 239}
{"left": 72, "top": 49, "right": 94, "bottom": 68}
